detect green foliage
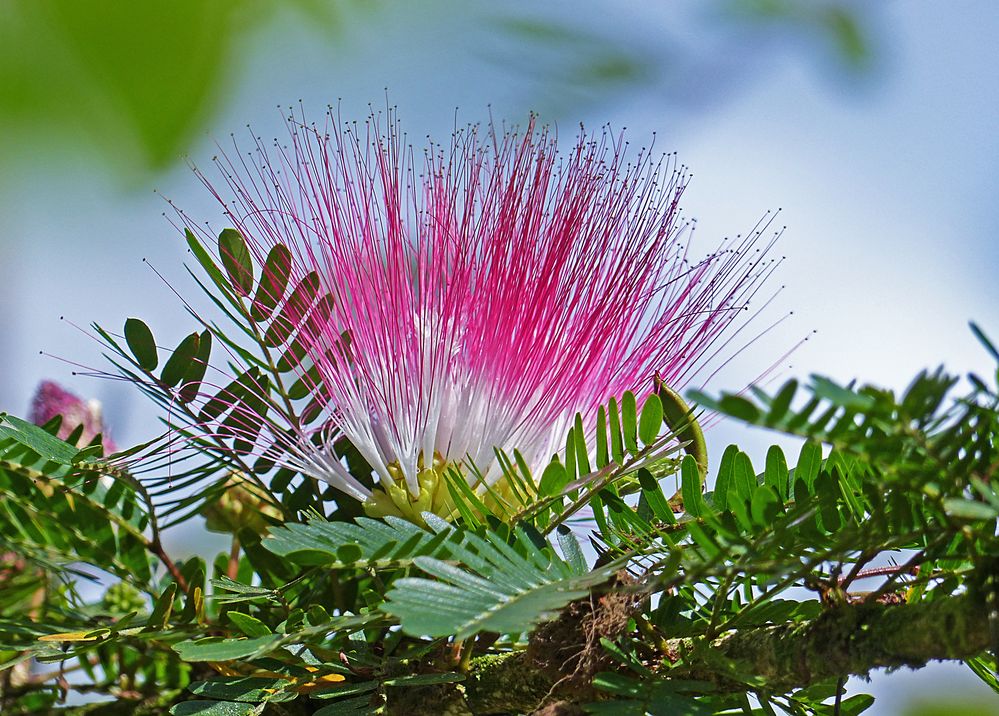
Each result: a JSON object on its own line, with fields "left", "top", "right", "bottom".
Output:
{"left": 93, "top": 228, "right": 352, "bottom": 532}
{"left": 727, "top": 0, "right": 873, "bottom": 69}
{"left": 0, "top": 413, "right": 153, "bottom": 583}
{"left": 382, "top": 519, "right": 617, "bottom": 638}
{"left": 264, "top": 515, "right": 464, "bottom": 570}
{"left": 6, "top": 284, "right": 999, "bottom": 714}
{"left": 467, "top": 388, "right": 700, "bottom": 535}
{"left": 587, "top": 673, "right": 727, "bottom": 715}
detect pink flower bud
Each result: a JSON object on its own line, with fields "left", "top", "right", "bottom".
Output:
{"left": 29, "top": 380, "right": 117, "bottom": 453}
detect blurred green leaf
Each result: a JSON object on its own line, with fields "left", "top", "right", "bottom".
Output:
{"left": 383, "top": 527, "right": 616, "bottom": 639}
{"left": 0, "top": 1, "right": 269, "bottom": 174}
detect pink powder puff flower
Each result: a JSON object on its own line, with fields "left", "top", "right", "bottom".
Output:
{"left": 184, "top": 110, "right": 783, "bottom": 519}
{"left": 29, "top": 380, "right": 117, "bottom": 453}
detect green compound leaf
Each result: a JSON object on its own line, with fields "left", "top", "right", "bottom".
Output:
{"left": 383, "top": 528, "right": 616, "bottom": 639}
{"left": 263, "top": 515, "right": 460, "bottom": 569}
{"left": 0, "top": 414, "right": 152, "bottom": 583}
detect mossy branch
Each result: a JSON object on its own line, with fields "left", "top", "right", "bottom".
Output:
{"left": 460, "top": 593, "right": 991, "bottom": 714}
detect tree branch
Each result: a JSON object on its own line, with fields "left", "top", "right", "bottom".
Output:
{"left": 670, "top": 593, "right": 988, "bottom": 692}
{"left": 461, "top": 593, "right": 990, "bottom": 714}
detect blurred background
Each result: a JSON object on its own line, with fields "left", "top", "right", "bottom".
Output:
{"left": 1, "top": 1, "right": 997, "bottom": 712}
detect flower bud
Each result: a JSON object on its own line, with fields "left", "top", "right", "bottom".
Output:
{"left": 102, "top": 581, "right": 146, "bottom": 614}
{"left": 201, "top": 474, "right": 282, "bottom": 535}
{"left": 29, "top": 380, "right": 117, "bottom": 452}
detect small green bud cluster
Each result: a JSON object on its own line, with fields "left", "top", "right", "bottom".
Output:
{"left": 101, "top": 581, "right": 146, "bottom": 614}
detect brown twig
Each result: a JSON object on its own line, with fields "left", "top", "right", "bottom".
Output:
{"left": 227, "top": 537, "right": 241, "bottom": 580}
{"left": 149, "top": 538, "right": 188, "bottom": 593}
